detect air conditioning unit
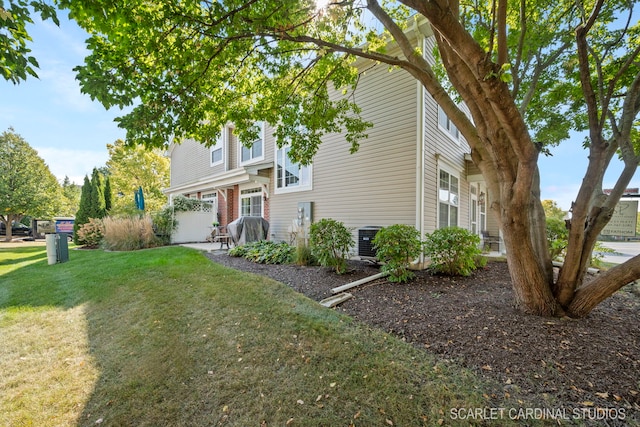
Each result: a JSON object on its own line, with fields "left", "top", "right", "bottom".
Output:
{"left": 358, "top": 226, "right": 382, "bottom": 258}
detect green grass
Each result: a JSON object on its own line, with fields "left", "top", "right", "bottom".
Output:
{"left": 1, "top": 244, "right": 531, "bottom": 426}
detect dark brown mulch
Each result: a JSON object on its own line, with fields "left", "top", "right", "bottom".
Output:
{"left": 206, "top": 253, "right": 640, "bottom": 424}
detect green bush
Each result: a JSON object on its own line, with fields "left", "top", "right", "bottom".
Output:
{"left": 229, "top": 241, "right": 294, "bottom": 265}
{"left": 171, "top": 195, "right": 213, "bottom": 212}
{"left": 228, "top": 244, "right": 248, "bottom": 258}
{"left": 76, "top": 218, "right": 104, "bottom": 247}
{"left": 152, "top": 206, "right": 177, "bottom": 245}
{"left": 372, "top": 224, "right": 422, "bottom": 283}
{"left": 309, "top": 218, "right": 354, "bottom": 274}
{"left": 546, "top": 217, "right": 568, "bottom": 261}
{"left": 424, "top": 227, "right": 482, "bottom": 276}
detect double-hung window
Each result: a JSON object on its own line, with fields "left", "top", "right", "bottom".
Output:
{"left": 240, "top": 122, "right": 264, "bottom": 164}
{"left": 438, "top": 105, "right": 459, "bottom": 141}
{"left": 210, "top": 131, "right": 224, "bottom": 166}
{"left": 439, "top": 169, "right": 459, "bottom": 228}
{"left": 276, "top": 145, "right": 311, "bottom": 192}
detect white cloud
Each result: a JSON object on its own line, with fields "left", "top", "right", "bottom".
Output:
{"left": 34, "top": 146, "right": 109, "bottom": 184}
{"left": 540, "top": 184, "right": 580, "bottom": 212}
{"left": 38, "top": 66, "right": 98, "bottom": 112}
{"left": 27, "top": 17, "right": 97, "bottom": 113}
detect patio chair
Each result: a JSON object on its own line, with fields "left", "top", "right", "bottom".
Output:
{"left": 481, "top": 230, "right": 500, "bottom": 251}
{"left": 208, "top": 226, "right": 231, "bottom": 249}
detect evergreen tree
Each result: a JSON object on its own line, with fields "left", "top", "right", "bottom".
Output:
{"left": 73, "top": 175, "right": 92, "bottom": 244}
{"left": 104, "top": 175, "right": 112, "bottom": 212}
{"left": 88, "top": 168, "right": 106, "bottom": 219}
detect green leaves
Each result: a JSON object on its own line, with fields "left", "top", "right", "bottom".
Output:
{"left": 58, "top": 0, "right": 372, "bottom": 159}
{"left": 0, "top": 0, "right": 58, "bottom": 83}
{"left": 372, "top": 224, "right": 422, "bottom": 283}
{"left": 0, "top": 128, "right": 63, "bottom": 221}
{"left": 423, "top": 227, "right": 482, "bottom": 277}
{"left": 309, "top": 218, "right": 354, "bottom": 274}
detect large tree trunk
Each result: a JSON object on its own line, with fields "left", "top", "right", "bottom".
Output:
{"left": 2, "top": 216, "right": 16, "bottom": 242}
{"left": 383, "top": 0, "right": 639, "bottom": 317}
{"left": 407, "top": 0, "right": 635, "bottom": 318}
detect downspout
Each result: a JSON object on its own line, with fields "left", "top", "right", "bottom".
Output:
{"left": 415, "top": 38, "right": 427, "bottom": 268}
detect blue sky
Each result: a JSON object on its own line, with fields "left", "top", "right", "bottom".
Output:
{"left": 0, "top": 13, "right": 636, "bottom": 211}
{"left": 0, "top": 14, "right": 127, "bottom": 186}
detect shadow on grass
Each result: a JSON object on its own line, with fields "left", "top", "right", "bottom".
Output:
{"left": 0, "top": 246, "right": 48, "bottom": 267}
{"left": 1, "top": 246, "right": 531, "bottom": 426}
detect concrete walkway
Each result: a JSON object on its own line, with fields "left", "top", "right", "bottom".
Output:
{"left": 180, "top": 242, "right": 232, "bottom": 254}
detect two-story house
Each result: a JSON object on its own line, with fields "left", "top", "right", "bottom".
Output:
{"left": 164, "top": 24, "right": 500, "bottom": 255}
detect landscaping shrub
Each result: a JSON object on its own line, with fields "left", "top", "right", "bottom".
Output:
{"left": 309, "top": 218, "right": 354, "bottom": 274}
{"left": 372, "top": 224, "right": 422, "bottom": 283}
{"left": 152, "top": 205, "right": 176, "bottom": 245}
{"left": 76, "top": 218, "right": 105, "bottom": 247}
{"left": 172, "top": 195, "right": 212, "bottom": 212}
{"left": 102, "top": 215, "right": 160, "bottom": 251}
{"left": 424, "top": 227, "right": 482, "bottom": 276}
{"left": 229, "top": 240, "right": 294, "bottom": 264}
{"left": 295, "top": 238, "right": 317, "bottom": 266}
{"left": 228, "top": 244, "right": 249, "bottom": 258}
{"left": 546, "top": 217, "right": 568, "bottom": 261}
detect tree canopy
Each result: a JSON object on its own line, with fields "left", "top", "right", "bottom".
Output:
{"left": 59, "top": 176, "right": 82, "bottom": 217}
{"left": 0, "top": 0, "right": 58, "bottom": 83}
{"left": 105, "top": 139, "right": 170, "bottom": 215}
{"left": 57, "top": 0, "right": 640, "bottom": 317}
{"left": 0, "top": 128, "right": 62, "bottom": 239}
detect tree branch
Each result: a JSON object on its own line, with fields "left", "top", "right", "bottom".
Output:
{"left": 575, "top": 0, "right": 605, "bottom": 143}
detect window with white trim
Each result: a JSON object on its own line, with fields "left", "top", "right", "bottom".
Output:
{"left": 210, "top": 132, "right": 224, "bottom": 166}
{"left": 276, "top": 145, "right": 311, "bottom": 192}
{"left": 470, "top": 185, "right": 478, "bottom": 235}
{"left": 240, "top": 122, "right": 264, "bottom": 164}
{"left": 438, "top": 105, "right": 459, "bottom": 141}
{"left": 438, "top": 169, "right": 459, "bottom": 228}
{"left": 201, "top": 192, "right": 217, "bottom": 203}
{"left": 240, "top": 188, "right": 263, "bottom": 217}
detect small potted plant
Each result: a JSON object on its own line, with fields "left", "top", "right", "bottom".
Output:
{"left": 211, "top": 221, "right": 220, "bottom": 238}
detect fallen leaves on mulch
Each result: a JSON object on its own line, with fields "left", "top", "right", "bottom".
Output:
{"left": 207, "top": 254, "right": 640, "bottom": 424}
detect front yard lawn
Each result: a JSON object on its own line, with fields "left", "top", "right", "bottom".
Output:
{"left": 1, "top": 244, "right": 526, "bottom": 426}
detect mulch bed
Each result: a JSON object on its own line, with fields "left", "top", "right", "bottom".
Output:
{"left": 206, "top": 253, "right": 640, "bottom": 424}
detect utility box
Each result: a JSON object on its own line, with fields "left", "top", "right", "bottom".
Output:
{"left": 297, "top": 202, "right": 313, "bottom": 226}
{"left": 46, "top": 233, "right": 69, "bottom": 265}
{"left": 56, "top": 233, "right": 69, "bottom": 263}
{"left": 358, "top": 226, "right": 382, "bottom": 258}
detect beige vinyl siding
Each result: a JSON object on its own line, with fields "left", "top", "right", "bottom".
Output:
{"left": 269, "top": 63, "right": 419, "bottom": 246}
{"left": 170, "top": 139, "right": 222, "bottom": 188}
{"left": 262, "top": 124, "right": 275, "bottom": 164}
{"left": 234, "top": 122, "right": 275, "bottom": 167}
{"left": 228, "top": 128, "right": 238, "bottom": 170}
{"left": 422, "top": 37, "right": 473, "bottom": 234}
